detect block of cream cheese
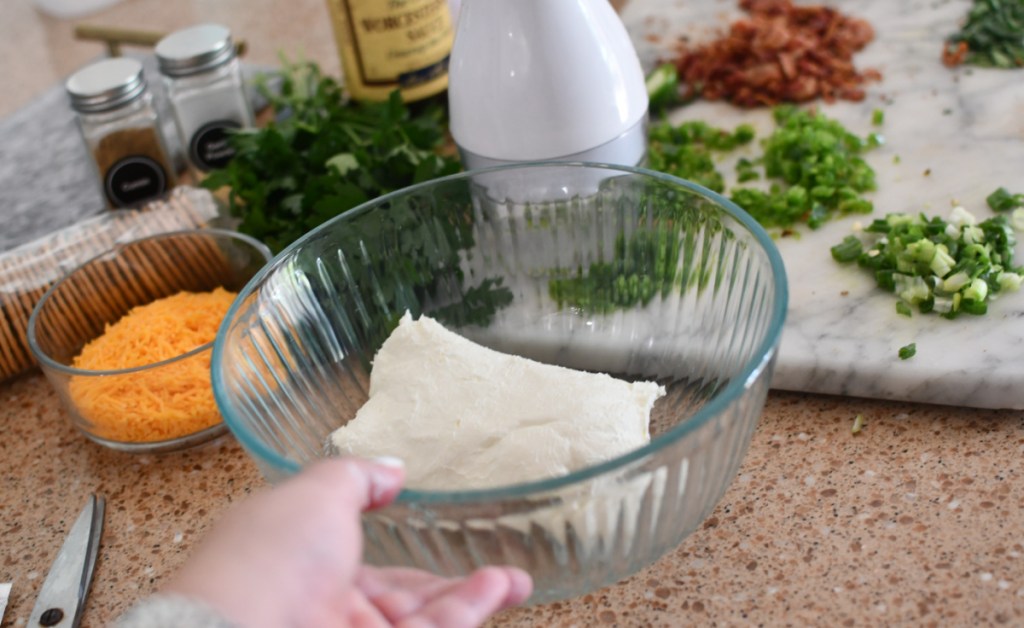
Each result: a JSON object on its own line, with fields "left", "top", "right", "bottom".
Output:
{"left": 330, "top": 312, "right": 666, "bottom": 490}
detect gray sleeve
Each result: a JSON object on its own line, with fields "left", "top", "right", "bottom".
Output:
{"left": 113, "top": 594, "right": 238, "bottom": 628}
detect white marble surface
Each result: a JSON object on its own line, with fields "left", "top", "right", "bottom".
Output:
{"left": 620, "top": 0, "right": 1024, "bottom": 409}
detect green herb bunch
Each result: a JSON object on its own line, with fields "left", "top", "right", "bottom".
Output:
{"left": 202, "top": 59, "right": 460, "bottom": 253}
{"left": 203, "top": 59, "right": 513, "bottom": 334}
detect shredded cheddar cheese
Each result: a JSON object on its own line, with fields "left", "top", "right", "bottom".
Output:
{"left": 69, "top": 288, "right": 236, "bottom": 443}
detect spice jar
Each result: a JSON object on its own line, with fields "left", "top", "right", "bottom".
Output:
{"left": 155, "top": 24, "right": 253, "bottom": 176}
{"left": 66, "top": 57, "right": 177, "bottom": 209}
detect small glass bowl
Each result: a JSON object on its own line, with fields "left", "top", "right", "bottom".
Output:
{"left": 28, "top": 228, "right": 271, "bottom": 453}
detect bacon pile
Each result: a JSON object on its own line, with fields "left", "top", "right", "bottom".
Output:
{"left": 671, "top": 0, "right": 881, "bottom": 107}
{"left": 941, "top": 41, "right": 969, "bottom": 67}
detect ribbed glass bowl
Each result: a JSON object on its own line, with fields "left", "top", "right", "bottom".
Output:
{"left": 212, "top": 162, "right": 788, "bottom": 603}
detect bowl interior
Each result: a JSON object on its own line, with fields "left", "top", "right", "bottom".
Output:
{"left": 214, "top": 164, "right": 787, "bottom": 488}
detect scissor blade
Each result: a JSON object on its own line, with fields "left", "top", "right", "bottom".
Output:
{"left": 0, "top": 582, "right": 11, "bottom": 624}
{"left": 28, "top": 495, "right": 105, "bottom": 628}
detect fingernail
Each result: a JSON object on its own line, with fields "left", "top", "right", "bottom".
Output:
{"left": 367, "top": 457, "right": 405, "bottom": 507}
{"left": 371, "top": 456, "right": 405, "bottom": 469}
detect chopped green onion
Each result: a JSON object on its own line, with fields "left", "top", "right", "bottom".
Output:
{"left": 949, "top": 205, "right": 977, "bottom": 227}
{"left": 647, "top": 120, "right": 756, "bottom": 193}
{"left": 646, "top": 63, "right": 680, "bottom": 115}
{"left": 833, "top": 204, "right": 1024, "bottom": 319}
{"left": 887, "top": 213, "right": 916, "bottom": 228}
{"left": 1012, "top": 209, "right": 1024, "bottom": 232}
{"left": 906, "top": 239, "right": 936, "bottom": 263}
{"left": 945, "top": 0, "right": 1024, "bottom": 69}
{"left": 895, "top": 273, "right": 931, "bottom": 304}
{"left": 942, "top": 271, "right": 971, "bottom": 292}
{"left": 933, "top": 294, "right": 955, "bottom": 314}
{"left": 962, "top": 225, "right": 985, "bottom": 245}
{"left": 736, "top": 157, "right": 761, "bottom": 182}
{"left": 872, "top": 109, "right": 885, "bottom": 126}
{"left": 730, "top": 106, "right": 877, "bottom": 230}
{"left": 987, "top": 187, "right": 1024, "bottom": 212}
{"left": 896, "top": 301, "right": 913, "bottom": 317}
{"left": 898, "top": 343, "right": 917, "bottom": 360}
{"left": 998, "top": 271, "right": 1023, "bottom": 292}
{"left": 852, "top": 414, "right": 866, "bottom": 434}
{"left": 831, "top": 235, "right": 863, "bottom": 262}
{"left": 964, "top": 277, "right": 989, "bottom": 302}
{"left": 961, "top": 299, "right": 988, "bottom": 315}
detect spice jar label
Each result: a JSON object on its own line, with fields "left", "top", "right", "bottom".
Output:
{"left": 189, "top": 120, "right": 242, "bottom": 172}
{"left": 104, "top": 156, "right": 169, "bottom": 207}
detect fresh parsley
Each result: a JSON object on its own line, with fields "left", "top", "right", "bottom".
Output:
{"left": 203, "top": 59, "right": 511, "bottom": 333}
{"left": 202, "top": 59, "right": 460, "bottom": 253}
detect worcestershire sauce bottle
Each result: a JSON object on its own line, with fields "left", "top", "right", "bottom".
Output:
{"left": 324, "top": 0, "right": 454, "bottom": 112}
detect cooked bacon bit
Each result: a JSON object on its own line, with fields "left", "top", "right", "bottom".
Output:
{"left": 942, "top": 41, "right": 969, "bottom": 67}
{"left": 670, "top": 0, "right": 881, "bottom": 107}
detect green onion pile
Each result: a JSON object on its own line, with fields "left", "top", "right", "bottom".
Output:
{"left": 944, "top": 0, "right": 1024, "bottom": 68}
{"left": 730, "top": 105, "right": 878, "bottom": 230}
{"left": 646, "top": 120, "right": 755, "bottom": 194}
{"left": 831, "top": 204, "right": 1024, "bottom": 318}
{"left": 646, "top": 105, "right": 880, "bottom": 231}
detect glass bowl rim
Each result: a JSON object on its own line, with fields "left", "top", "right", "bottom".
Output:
{"left": 211, "top": 161, "right": 789, "bottom": 504}
{"left": 28, "top": 227, "right": 273, "bottom": 377}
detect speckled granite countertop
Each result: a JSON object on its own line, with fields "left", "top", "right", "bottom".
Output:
{"left": 2, "top": 0, "right": 1023, "bottom": 626}
{"left": 4, "top": 375, "right": 1023, "bottom": 627}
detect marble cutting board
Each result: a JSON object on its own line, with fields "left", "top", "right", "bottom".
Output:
{"left": 620, "top": 0, "right": 1024, "bottom": 410}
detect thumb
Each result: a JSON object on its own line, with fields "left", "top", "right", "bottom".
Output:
{"left": 302, "top": 456, "right": 406, "bottom": 512}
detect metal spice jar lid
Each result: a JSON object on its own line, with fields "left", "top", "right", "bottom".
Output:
{"left": 66, "top": 57, "right": 147, "bottom": 113}
{"left": 155, "top": 24, "right": 235, "bottom": 78}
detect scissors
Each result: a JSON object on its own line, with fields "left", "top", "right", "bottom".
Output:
{"left": 28, "top": 495, "right": 105, "bottom": 628}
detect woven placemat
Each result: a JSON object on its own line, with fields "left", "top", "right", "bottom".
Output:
{"left": 0, "top": 186, "right": 222, "bottom": 383}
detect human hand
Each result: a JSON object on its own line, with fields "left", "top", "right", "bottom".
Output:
{"left": 163, "top": 457, "right": 532, "bottom": 628}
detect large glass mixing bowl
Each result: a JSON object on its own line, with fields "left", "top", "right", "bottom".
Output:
{"left": 212, "top": 162, "right": 788, "bottom": 603}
